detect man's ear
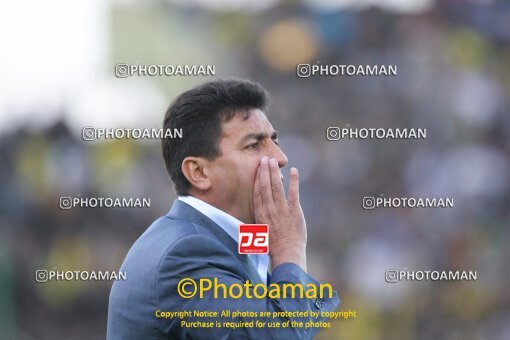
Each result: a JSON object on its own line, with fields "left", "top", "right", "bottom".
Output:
{"left": 181, "top": 157, "right": 211, "bottom": 191}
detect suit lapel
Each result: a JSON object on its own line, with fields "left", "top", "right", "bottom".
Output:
{"left": 166, "top": 200, "right": 264, "bottom": 285}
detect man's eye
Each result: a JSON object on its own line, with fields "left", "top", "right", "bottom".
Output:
{"left": 245, "top": 143, "right": 259, "bottom": 150}
{"left": 273, "top": 140, "right": 279, "bottom": 146}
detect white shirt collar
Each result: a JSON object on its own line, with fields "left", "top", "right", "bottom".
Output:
{"left": 178, "top": 196, "right": 269, "bottom": 284}
{"left": 178, "top": 195, "right": 241, "bottom": 242}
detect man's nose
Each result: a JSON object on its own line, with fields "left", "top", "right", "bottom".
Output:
{"left": 269, "top": 143, "right": 288, "bottom": 168}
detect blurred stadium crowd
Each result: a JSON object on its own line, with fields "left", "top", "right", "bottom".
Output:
{"left": 0, "top": 0, "right": 509, "bottom": 339}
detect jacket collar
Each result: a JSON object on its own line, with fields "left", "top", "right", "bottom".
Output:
{"left": 166, "top": 199, "right": 264, "bottom": 285}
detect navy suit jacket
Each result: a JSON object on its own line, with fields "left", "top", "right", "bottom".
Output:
{"left": 107, "top": 200, "right": 340, "bottom": 339}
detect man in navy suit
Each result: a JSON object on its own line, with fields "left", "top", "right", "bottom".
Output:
{"left": 107, "top": 79, "right": 340, "bottom": 339}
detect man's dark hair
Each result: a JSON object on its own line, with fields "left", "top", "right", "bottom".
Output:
{"left": 162, "top": 78, "right": 269, "bottom": 195}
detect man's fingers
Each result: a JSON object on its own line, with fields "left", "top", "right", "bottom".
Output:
{"left": 259, "top": 156, "right": 274, "bottom": 206}
{"left": 287, "top": 167, "right": 300, "bottom": 206}
{"left": 269, "top": 158, "right": 286, "bottom": 205}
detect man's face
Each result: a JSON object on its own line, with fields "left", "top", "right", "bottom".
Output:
{"left": 206, "top": 109, "right": 288, "bottom": 223}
